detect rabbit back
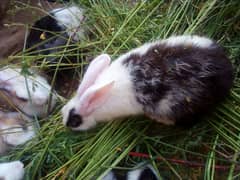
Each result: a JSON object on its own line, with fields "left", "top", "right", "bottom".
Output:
{"left": 123, "top": 36, "right": 233, "bottom": 126}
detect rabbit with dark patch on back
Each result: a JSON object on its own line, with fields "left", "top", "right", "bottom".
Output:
{"left": 0, "top": 67, "right": 58, "bottom": 117}
{"left": 62, "top": 35, "right": 233, "bottom": 131}
{"left": 26, "top": 5, "right": 86, "bottom": 66}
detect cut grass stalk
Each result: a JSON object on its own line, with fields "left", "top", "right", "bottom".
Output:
{"left": 204, "top": 135, "right": 218, "bottom": 180}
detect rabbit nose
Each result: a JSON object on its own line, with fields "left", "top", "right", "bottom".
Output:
{"left": 66, "top": 109, "right": 82, "bottom": 128}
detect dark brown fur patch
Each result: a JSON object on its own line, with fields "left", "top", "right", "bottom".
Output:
{"left": 123, "top": 42, "right": 233, "bottom": 126}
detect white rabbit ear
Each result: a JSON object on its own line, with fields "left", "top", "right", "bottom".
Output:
{"left": 79, "top": 81, "right": 114, "bottom": 116}
{"left": 77, "top": 54, "right": 111, "bottom": 97}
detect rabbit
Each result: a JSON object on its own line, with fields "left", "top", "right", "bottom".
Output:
{"left": 102, "top": 164, "right": 158, "bottom": 180}
{"left": 0, "top": 161, "right": 24, "bottom": 180}
{"left": 61, "top": 35, "right": 233, "bottom": 131}
{"left": 26, "top": 5, "right": 86, "bottom": 65}
{"left": 0, "top": 111, "right": 35, "bottom": 155}
{"left": 0, "top": 67, "right": 58, "bottom": 117}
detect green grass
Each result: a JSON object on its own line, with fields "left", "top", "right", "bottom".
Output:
{"left": 1, "top": 0, "right": 240, "bottom": 179}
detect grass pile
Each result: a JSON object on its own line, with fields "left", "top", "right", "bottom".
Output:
{"left": 1, "top": 0, "right": 240, "bottom": 179}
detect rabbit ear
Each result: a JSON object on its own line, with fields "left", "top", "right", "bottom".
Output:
{"left": 79, "top": 81, "right": 114, "bottom": 116}
{"left": 77, "top": 54, "right": 111, "bottom": 97}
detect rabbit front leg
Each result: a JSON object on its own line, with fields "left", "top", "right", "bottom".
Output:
{"left": 146, "top": 113, "right": 175, "bottom": 125}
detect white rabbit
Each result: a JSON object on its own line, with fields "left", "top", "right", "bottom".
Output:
{"left": 62, "top": 35, "right": 233, "bottom": 131}
{"left": 0, "top": 111, "right": 35, "bottom": 155}
{"left": 0, "top": 67, "right": 57, "bottom": 117}
{"left": 0, "top": 161, "right": 24, "bottom": 180}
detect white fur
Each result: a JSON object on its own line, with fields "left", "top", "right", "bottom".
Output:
{"left": 127, "top": 168, "right": 142, "bottom": 180}
{"left": 102, "top": 171, "right": 117, "bottom": 180}
{"left": 155, "top": 94, "right": 175, "bottom": 125}
{"left": 0, "top": 67, "right": 57, "bottom": 117}
{"left": 53, "top": 6, "right": 86, "bottom": 41}
{"left": 127, "top": 165, "right": 158, "bottom": 180}
{"left": 158, "top": 95, "right": 174, "bottom": 116}
{"left": 87, "top": 58, "right": 143, "bottom": 120}
{"left": 117, "top": 35, "right": 213, "bottom": 61}
{"left": 164, "top": 35, "right": 213, "bottom": 48}
{"left": 130, "top": 42, "right": 155, "bottom": 56}
{"left": 0, "top": 161, "right": 24, "bottom": 180}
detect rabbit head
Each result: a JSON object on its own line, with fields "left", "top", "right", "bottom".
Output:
{"left": 62, "top": 54, "right": 142, "bottom": 131}
{"left": 0, "top": 67, "right": 57, "bottom": 117}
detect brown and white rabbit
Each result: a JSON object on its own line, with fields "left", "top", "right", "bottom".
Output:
{"left": 0, "top": 111, "right": 35, "bottom": 155}
{"left": 62, "top": 35, "right": 233, "bottom": 131}
{"left": 0, "top": 161, "right": 25, "bottom": 180}
{"left": 0, "top": 67, "right": 58, "bottom": 117}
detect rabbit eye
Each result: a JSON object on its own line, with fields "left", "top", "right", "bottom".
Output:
{"left": 18, "top": 97, "right": 28, "bottom": 102}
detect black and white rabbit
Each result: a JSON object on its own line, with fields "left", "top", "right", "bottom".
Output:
{"left": 26, "top": 5, "right": 86, "bottom": 65}
{"left": 103, "top": 164, "right": 158, "bottom": 180}
{"left": 0, "top": 67, "right": 58, "bottom": 117}
{"left": 62, "top": 35, "right": 233, "bottom": 130}
{"left": 0, "top": 161, "right": 24, "bottom": 180}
